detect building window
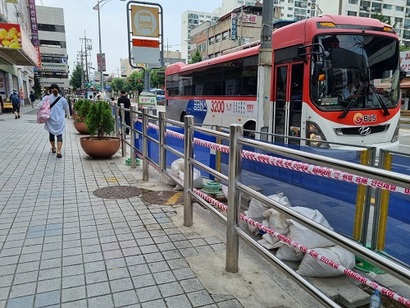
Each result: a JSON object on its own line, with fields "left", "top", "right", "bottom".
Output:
{"left": 348, "top": 0, "right": 358, "bottom": 4}
{"left": 347, "top": 11, "right": 357, "bottom": 16}
{"left": 39, "top": 40, "right": 66, "bottom": 48}
{"left": 215, "top": 33, "right": 221, "bottom": 43}
{"left": 209, "top": 37, "right": 214, "bottom": 45}
{"left": 38, "top": 24, "right": 65, "bottom": 32}
{"left": 396, "top": 6, "right": 404, "bottom": 12}
{"left": 222, "top": 30, "right": 229, "bottom": 40}
{"left": 382, "top": 4, "right": 392, "bottom": 10}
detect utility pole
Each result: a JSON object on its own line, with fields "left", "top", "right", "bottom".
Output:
{"left": 79, "top": 32, "right": 92, "bottom": 89}
{"left": 256, "top": 0, "right": 273, "bottom": 140}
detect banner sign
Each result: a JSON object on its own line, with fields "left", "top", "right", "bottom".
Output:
{"left": 28, "top": 0, "right": 39, "bottom": 46}
{"left": 97, "top": 53, "right": 106, "bottom": 72}
{"left": 231, "top": 13, "right": 237, "bottom": 40}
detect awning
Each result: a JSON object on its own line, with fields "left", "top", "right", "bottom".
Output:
{"left": 0, "top": 23, "right": 38, "bottom": 67}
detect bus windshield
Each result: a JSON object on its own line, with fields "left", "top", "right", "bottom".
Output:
{"left": 310, "top": 34, "right": 399, "bottom": 113}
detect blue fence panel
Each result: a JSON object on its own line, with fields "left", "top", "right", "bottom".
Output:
{"left": 134, "top": 123, "right": 216, "bottom": 178}
{"left": 382, "top": 153, "right": 410, "bottom": 265}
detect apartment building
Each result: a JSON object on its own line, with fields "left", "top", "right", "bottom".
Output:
{"left": 36, "top": 6, "right": 69, "bottom": 92}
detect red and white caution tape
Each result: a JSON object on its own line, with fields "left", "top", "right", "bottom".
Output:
{"left": 192, "top": 188, "right": 410, "bottom": 306}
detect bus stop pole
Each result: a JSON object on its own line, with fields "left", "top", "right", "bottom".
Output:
{"left": 142, "top": 108, "right": 149, "bottom": 181}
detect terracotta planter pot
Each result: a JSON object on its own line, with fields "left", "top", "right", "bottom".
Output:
{"left": 80, "top": 136, "right": 120, "bottom": 158}
{"left": 74, "top": 121, "right": 88, "bottom": 134}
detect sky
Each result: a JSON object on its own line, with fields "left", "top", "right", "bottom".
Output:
{"left": 34, "top": 0, "right": 222, "bottom": 76}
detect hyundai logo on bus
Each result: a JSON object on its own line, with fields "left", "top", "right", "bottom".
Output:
{"left": 358, "top": 126, "right": 372, "bottom": 136}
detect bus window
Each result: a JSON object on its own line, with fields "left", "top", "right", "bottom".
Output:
{"left": 311, "top": 34, "right": 399, "bottom": 111}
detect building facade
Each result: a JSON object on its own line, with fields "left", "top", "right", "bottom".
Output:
{"left": 181, "top": 10, "right": 220, "bottom": 62}
{"left": 36, "top": 6, "right": 69, "bottom": 92}
{"left": 0, "top": 0, "right": 38, "bottom": 107}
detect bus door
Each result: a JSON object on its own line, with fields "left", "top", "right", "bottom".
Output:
{"left": 273, "top": 62, "right": 304, "bottom": 145}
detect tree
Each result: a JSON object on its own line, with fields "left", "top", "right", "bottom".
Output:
{"left": 150, "top": 68, "right": 165, "bottom": 89}
{"left": 33, "top": 74, "right": 42, "bottom": 98}
{"left": 190, "top": 50, "right": 202, "bottom": 64}
{"left": 70, "top": 64, "right": 83, "bottom": 90}
{"left": 110, "top": 77, "right": 126, "bottom": 96}
{"left": 126, "top": 70, "right": 144, "bottom": 93}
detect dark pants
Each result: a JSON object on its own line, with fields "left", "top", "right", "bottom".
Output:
{"left": 49, "top": 133, "right": 63, "bottom": 142}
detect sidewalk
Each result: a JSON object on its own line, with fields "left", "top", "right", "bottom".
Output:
{"left": 0, "top": 106, "right": 321, "bottom": 308}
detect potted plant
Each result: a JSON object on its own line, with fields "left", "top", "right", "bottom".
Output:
{"left": 73, "top": 99, "right": 91, "bottom": 134}
{"left": 79, "top": 100, "right": 120, "bottom": 158}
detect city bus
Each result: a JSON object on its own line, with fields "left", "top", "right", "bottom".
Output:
{"left": 165, "top": 15, "right": 401, "bottom": 150}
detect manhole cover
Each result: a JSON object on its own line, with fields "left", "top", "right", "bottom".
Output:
{"left": 93, "top": 186, "right": 141, "bottom": 199}
{"left": 142, "top": 191, "right": 183, "bottom": 205}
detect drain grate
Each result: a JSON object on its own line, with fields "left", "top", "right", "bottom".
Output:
{"left": 93, "top": 186, "right": 141, "bottom": 199}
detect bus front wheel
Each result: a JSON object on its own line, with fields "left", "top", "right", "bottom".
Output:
{"left": 243, "top": 121, "right": 256, "bottom": 138}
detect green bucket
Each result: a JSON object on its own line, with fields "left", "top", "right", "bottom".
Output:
{"left": 202, "top": 180, "right": 222, "bottom": 194}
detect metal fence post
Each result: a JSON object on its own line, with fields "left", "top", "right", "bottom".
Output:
{"left": 120, "top": 103, "right": 126, "bottom": 157}
{"left": 226, "top": 124, "right": 243, "bottom": 273}
{"left": 114, "top": 102, "right": 120, "bottom": 137}
{"left": 183, "top": 115, "right": 194, "bottom": 227}
{"left": 142, "top": 108, "right": 149, "bottom": 181}
{"left": 158, "top": 111, "right": 166, "bottom": 173}
{"left": 130, "top": 105, "right": 138, "bottom": 168}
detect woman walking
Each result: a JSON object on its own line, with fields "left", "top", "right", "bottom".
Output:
{"left": 38, "top": 84, "right": 70, "bottom": 158}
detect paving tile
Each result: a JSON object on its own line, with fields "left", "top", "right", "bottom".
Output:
{"left": 86, "top": 281, "right": 110, "bottom": 298}
{"left": 62, "top": 264, "right": 84, "bottom": 277}
{"left": 13, "top": 271, "right": 39, "bottom": 285}
{"left": 180, "top": 278, "right": 204, "bottom": 293}
{"left": 34, "top": 290, "right": 61, "bottom": 307}
{"left": 40, "top": 257, "right": 61, "bottom": 270}
{"left": 38, "top": 268, "right": 61, "bottom": 281}
{"left": 62, "top": 274, "right": 85, "bottom": 289}
{"left": 113, "top": 290, "right": 139, "bottom": 307}
{"left": 6, "top": 295, "right": 34, "bottom": 308}
{"left": 87, "top": 294, "right": 114, "bottom": 308}
{"left": 140, "top": 299, "right": 167, "bottom": 308}
{"left": 9, "top": 282, "right": 37, "bottom": 298}
{"left": 164, "top": 294, "right": 192, "bottom": 308}
{"left": 61, "top": 286, "right": 86, "bottom": 303}
{"left": 187, "top": 290, "right": 215, "bottom": 307}
{"left": 36, "top": 278, "right": 61, "bottom": 293}
{"left": 107, "top": 267, "right": 129, "bottom": 280}
{"left": 157, "top": 282, "right": 184, "bottom": 298}
{"left": 0, "top": 287, "right": 10, "bottom": 301}
{"left": 173, "top": 268, "right": 196, "bottom": 280}
{"left": 84, "top": 261, "right": 106, "bottom": 273}
{"left": 61, "top": 299, "right": 87, "bottom": 308}
{"left": 86, "top": 271, "right": 108, "bottom": 284}
{"left": 131, "top": 274, "right": 155, "bottom": 289}
{"left": 108, "top": 278, "right": 133, "bottom": 293}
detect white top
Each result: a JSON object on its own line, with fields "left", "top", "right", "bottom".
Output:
{"left": 38, "top": 94, "right": 70, "bottom": 136}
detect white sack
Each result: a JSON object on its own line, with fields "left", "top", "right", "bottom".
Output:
{"left": 297, "top": 246, "right": 355, "bottom": 277}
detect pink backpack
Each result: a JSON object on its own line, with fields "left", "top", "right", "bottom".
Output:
{"left": 37, "top": 96, "right": 60, "bottom": 124}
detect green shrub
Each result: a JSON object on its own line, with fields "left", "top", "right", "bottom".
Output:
{"left": 85, "top": 100, "right": 115, "bottom": 139}
{"left": 74, "top": 99, "right": 92, "bottom": 120}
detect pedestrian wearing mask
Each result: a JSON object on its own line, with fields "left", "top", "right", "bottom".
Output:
{"left": 38, "top": 84, "right": 70, "bottom": 158}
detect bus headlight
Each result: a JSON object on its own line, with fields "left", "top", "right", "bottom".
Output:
{"left": 306, "top": 121, "right": 330, "bottom": 148}
{"left": 391, "top": 124, "right": 399, "bottom": 143}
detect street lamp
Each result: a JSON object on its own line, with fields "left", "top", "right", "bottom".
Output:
{"left": 93, "top": 0, "right": 126, "bottom": 95}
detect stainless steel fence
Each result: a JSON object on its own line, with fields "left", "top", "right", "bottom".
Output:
{"left": 113, "top": 103, "right": 410, "bottom": 307}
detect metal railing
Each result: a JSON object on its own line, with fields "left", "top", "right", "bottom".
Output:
{"left": 113, "top": 103, "right": 410, "bottom": 307}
